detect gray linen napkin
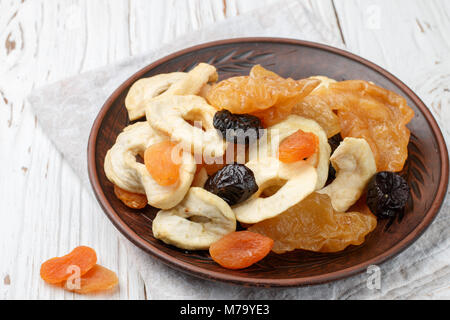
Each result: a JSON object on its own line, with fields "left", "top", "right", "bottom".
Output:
{"left": 28, "top": 0, "right": 450, "bottom": 299}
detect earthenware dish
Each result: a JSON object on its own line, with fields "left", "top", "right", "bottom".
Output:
{"left": 88, "top": 38, "right": 449, "bottom": 287}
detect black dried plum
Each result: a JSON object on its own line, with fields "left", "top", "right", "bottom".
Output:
{"left": 325, "top": 163, "right": 336, "bottom": 186}
{"left": 213, "top": 110, "right": 264, "bottom": 145}
{"left": 328, "top": 133, "right": 343, "bottom": 154}
{"left": 324, "top": 134, "right": 342, "bottom": 186}
{"left": 204, "top": 163, "right": 258, "bottom": 206}
{"left": 366, "top": 171, "right": 410, "bottom": 219}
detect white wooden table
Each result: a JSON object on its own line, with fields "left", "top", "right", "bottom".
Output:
{"left": 1, "top": 0, "right": 449, "bottom": 300}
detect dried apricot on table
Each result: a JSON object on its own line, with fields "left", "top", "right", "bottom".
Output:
{"left": 64, "top": 264, "right": 119, "bottom": 294}
{"left": 114, "top": 185, "right": 148, "bottom": 209}
{"left": 249, "top": 193, "right": 377, "bottom": 254}
{"left": 205, "top": 65, "right": 320, "bottom": 127}
{"left": 278, "top": 129, "right": 319, "bottom": 163}
{"left": 40, "top": 246, "right": 97, "bottom": 284}
{"left": 209, "top": 231, "right": 274, "bottom": 269}
{"left": 144, "top": 141, "right": 181, "bottom": 186}
{"left": 324, "top": 80, "right": 414, "bottom": 172}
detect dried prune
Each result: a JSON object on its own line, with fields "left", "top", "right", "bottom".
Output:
{"left": 204, "top": 163, "right": 258, "bottom": 206}
{"left": 366, "top": 171, "right": 410, "bottom": 218}
{"left": 213, "top": 110, "right": 264, "bottom": 145}
{"left": 249, "top": 193, "right": 377, "bottom": 253}
{"left": 324, "top": 80, "right": 414, "bottom": 171}
{"left": 325, "top": 134, "right": 342, "bottom": 186}
{"left": 326, "top": 163, "right": 337, "bottom": 186}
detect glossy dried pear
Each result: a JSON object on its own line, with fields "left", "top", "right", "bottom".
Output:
{"left": 323, "top": 80, "right": 414, "bottom": 171}
{"left": 206, "top": 65, "right": 319, "bottom": 126}
{"left": 249, "top": 193, "right": 377, "bottom": 253}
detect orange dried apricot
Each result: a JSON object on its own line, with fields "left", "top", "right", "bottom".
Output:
{"left": 206, "top": 65, "right": 320, "bottom": 125}
{"left": 40, "top": 246, "right": 97, "bottom": 284}
{"left": 64, "top": 264, "right": 119, "bottom": 294}
{"left": 209, "top": 231, "right": 274, "bottom": 269}
{"left": 319, "top": 80, "right": 414, "bottom": 171}
{"left": 114, "top": 185, "right": 147, "bottom": 209}
{"left": 144, "top": 141, "right": 181, "bottom": 186}
{"left": 249, "top": 193, "right": 377, "bottom": 254}
{"left": 278, "top": 129, "right": 319, "bottom": 163}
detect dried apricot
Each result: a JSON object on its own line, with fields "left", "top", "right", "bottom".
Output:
{"left": 114, "top": 185, "right": 147, "bottom": 209}
{"left": 40, "top": 246, "right": 97, "bottom": 284}
{"left": 144, "top": 141, "right": 181, "bottom": 186}
{"left": 63, "top": 264, "right": 119, "bottom": 294}
{"left": 209, "top": 231, "right": 273, "bottom": 269}
{"left": 319, "top": 81, "right": 414, "bottom": 171}
{"left": 206, "top": 65, "right": 319, "bottom": 124}
{"left": 278, "top": 129, "right": 319, "bottom": 163}
{"left": 249, "top": 193, "right": 377, "bottom": 253}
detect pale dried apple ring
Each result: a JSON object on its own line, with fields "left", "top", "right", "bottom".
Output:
{"left": 248, "top": 115, "right": 330, "bottom": 190}
{"left": 145, "top": 95, "right": 226, "bottom": 158}
{"left": 192, "top": 166, "right": 208, "bottom": 188}
{"left": 318, "top": 137, "right": 377, "bottom": 212}
{"left": 126, "top": 73, "right": 188, "bottom": 121}
{"left": 162, "top": 63, "right": 218, "bottom": 97}
{"left": 104, "top": 122, "right": 196, "bottom": 210}
{"left": 152, "top": 187, "right": 236, "bottom": 250}
{"left": 233, "top": 158, "right": 317, "bottom": 224}
{"left": 126, "top": 63, "right": 218, "bottom": 121}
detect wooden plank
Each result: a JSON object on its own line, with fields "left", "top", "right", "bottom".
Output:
{"left": 0, "top": 0, "right": 336, "bottom": 300}
{"left": 333, "top": 0, "right": 450, "bottom": 143}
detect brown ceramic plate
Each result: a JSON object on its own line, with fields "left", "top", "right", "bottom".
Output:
{"left": 88, "top": 38, "right": 449, "bottom": 287}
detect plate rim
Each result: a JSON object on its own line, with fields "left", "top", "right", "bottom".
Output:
{"left": 87, "top": 37, "right": 449, "bottom": 287}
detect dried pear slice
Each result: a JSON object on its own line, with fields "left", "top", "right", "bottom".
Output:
{"left": 291, "top": 76, "right": 341, "bottom": 138}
